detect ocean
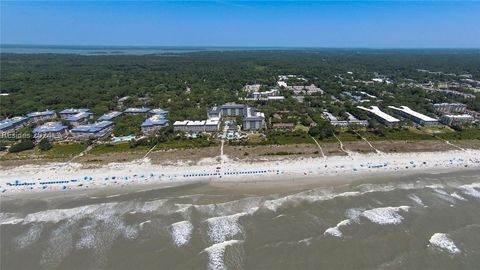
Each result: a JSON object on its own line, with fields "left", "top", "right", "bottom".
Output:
{"left": 0, "top": 45, "right": 299, "bottom": 55}
{"left": 1, "top": 169, "right": 480, "bottom": 270}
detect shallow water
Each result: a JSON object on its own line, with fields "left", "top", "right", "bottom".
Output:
{"left": 1, "top": 170, "right": 480, "bottom": 270}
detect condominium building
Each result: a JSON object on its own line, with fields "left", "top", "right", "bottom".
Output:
{"left": 243, "top": 107, "right": 265, "bottom": 130}
{"left": 65, "top": 111, "right": 92, "bottom": 126}
{"left": 433, "top": 103, "right": 467, "bottom": 114}
{"left": 98, "top": 111, "right": 123, "bottom": 121}
{"left": 141, "top": 115, "right": 168, "bottom": 134}
{"left": 26, "top": 110, "right": 56, "bottom": 123}
{"left": 357, "top": 106, "right": 400, "bottom": 126}
{"left": 124, "top": 107, "right": 151, "bottom": 115}
{"left": 71, "top": 121, "right": 113, "bottom": 140}
{"left": 440, "top": 114, "right": 474, "bottom": 126}
{"left": 388, "top": 106, "right": 438, "bottom": 126}
{"left": 0, "top": 116, "right": 29, "bottom": 134}
{"left": 33, "top": 122, "right": 68, "bottom": 140}
{"left": 59, "top": 108, "right": 90, "bottom": 119}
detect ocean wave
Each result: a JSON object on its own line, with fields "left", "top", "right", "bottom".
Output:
{"left": 0, "top": 212, "right": 23, "bottom": 225}
{"left": 428, "top": 233, "right": 461, "bottom": 254}
{"left": 170, "top": 220, "right": 193, "bottom": 247}
{"left": 324, "top": 219, "right": 351, "bottom": 237}
{"left": 15, "top": 223, "right": 44, "bottom": 249}
{"left": 203, "top": 240, "right": 243, "bottom": 270}
{"left": 408, "top": 194, "right": 425, "bottom": 206}
{"left": 450, "top": 192, "right": 467, "bottom": 201}
{"left": 459, "top": 183, "right": 480, "bottom": 199}
{"left": 206, "top": 213, "right": 247, "bottom": 244}
{"left": 361, "top": 206, "right": 410, "bottom": 225}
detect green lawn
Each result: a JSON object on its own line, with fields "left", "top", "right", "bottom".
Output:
{"left": 156, "top": 137, "right": 218, "bottom": 150}
{"left": 266, "top": 131, "right": 315, "bottom": 145}
{"left": 89, "top": 142, "right": 149, "bottom": 155}
{"left": 1, "top": 142, "right": 86, "bottom": 160}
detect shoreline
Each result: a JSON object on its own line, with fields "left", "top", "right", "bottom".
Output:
{"left": 1, "top": 149, "right": 480, "bottom": 199}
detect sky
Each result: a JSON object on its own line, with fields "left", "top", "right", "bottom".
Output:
{"left": 1, "top": 1, "right": 479, "bottom": 48}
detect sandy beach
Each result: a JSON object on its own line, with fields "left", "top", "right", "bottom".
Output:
{"left": 1, "top": 148, "right": 480, "bottom": 197}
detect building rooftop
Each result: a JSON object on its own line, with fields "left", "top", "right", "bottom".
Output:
{"left": 221, "top": 102, "right": 246, "bottom": 109}
{"left": 442, "top": 114, "right": 474, "bottom": 119}
{"left": 141, "top": 115, "right": 168, "bottom": 127}
{"left": 388, "top": 106, "right": 437, "bottom": 122}
{"left": 173, "top": 120, "right": 189, "bottom": 126}
{"left": 205, "top": 118, "right": 220, "bottom": 125}
{"left": 71, "top": 121, "right": 113, "bottom": 133}
{"left": 26, "top": 110, "right": 56, "bottom": 118}
{"left": 357, "top": 106, "right": 400, "bottom": 123}
{"left": 59, "top": 108, "right": 90, "bottom": 114}
{"left": 187, "top": 120, "right": 206, "bottom": 126}
{"left": 33, "top": 122, "right": 67, "bottom": 133}
{"left": 98, "top": 111, "right": 122, "bottom": 121}
{"left": 150, "top": 108, "right": 168, "bottom": 115}
{"left": 66, "top": 111, "right": 92, "bottom": 122}
{"left": 0, "top": 117, "right": 28, "bottom": 130}
{"left": 125, "top": 107, "right": 151, "bottom": 113}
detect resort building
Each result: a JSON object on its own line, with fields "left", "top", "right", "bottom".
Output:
{"left": 346, "top": 112, "right": 369, "bottom": 127}
{"left": 173, "top": 118, "right": 220, "bottom": 133}
{"left": 322, "top": 111, "right": 348, "bottom": 127}
{"left": 243, "top": 107, "right": 265, "bottom": 130}
{"left": 244, "top": 84, "right": 261, "bottom": 94}
{"left": 322, "top": 111, "right": 369, "bottom": 127}
{"left": 59, "top": 108, "right": 90, "bottom": 119}
{"left": 207, "top": 103, "right": 266, "bottom": 131}
{"left": 70, "top": 121, "right": 113, "bottom": 140}
{"left": 433, "top": 103, "right": 467, "bottom": 114}
{"left": 388, "top": 106, "right": 439, "bottom": 126}
{"left": 267, "top": 96, "right": 285, "bottom": 101}
{"left": 98, "top": 111, "right": 123, "bottom": 121}
{"left": 440, "top": 114, "right": 474, "bottom": 126}
{"left": 117, "top": 96, "right": 130, "bottom": 107}
{"left": 124, "top": 107, "right": 151, "bottom": 115}
{"left": 141, "top": 115, "right": 168, "bottom": 134}
{"left": 357, "top": 106, "right": 400, "bottom": 126}
{"left": 149, "top": 108, "right": 168, "bottom": 117}
{"left": 65, "top": 111, "right": 92, "bottom": 126}
{"left": 26, "top": 110, "right": 56, "bottom": 123}
{"left": 33, "top": 122, "right": 68, "bottom": 140}
{"left": 173, "top": 120, "right": 190, "bottom": 132}
{"left": 207, "top": 107, "right": 221, "bottom": 119}
{"left": 205, "top": 118, "right": 220, "bottom": 132}
{"left": 0, "top": 116, "right": 29, "bottom": 134}
{"left": 187, "top": 121, "right": 206, "bottom": 133}
{"left": 220, "top": 103, "right": 247, "bottom": 116}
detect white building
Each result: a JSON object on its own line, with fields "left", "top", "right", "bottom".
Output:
{"left": 357, "top": 106, "right": 400, "bottom": 126}
{"left": 205, "top": 118, "right": 220, "bottom": 132}
{"left": 388, "top": 106, "right": 438, "bottom": 126}
{"left": 173, "top": 120, "right": 190, "bottom": 132}
{"left": 440, "top": 114, "right": 474, "bottom": 126}
{"left": 173, "top": 118, "right": 219, "bottom": 133}
{"left": 433, "top": 103, "right": 467, "bottom": 114}
{"left": 243, "top": 107, "right": 265, "bottom": 130}
{"left": 186, "top": 120, "right": 206, "bottom": 133}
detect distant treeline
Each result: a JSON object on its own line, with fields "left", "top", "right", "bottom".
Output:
{"left": 1, "top": 50, "right": 479, "bottom": 118}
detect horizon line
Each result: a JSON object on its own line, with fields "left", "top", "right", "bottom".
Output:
{"left": 2, "top": 43, "right": 480, "bottom": 50}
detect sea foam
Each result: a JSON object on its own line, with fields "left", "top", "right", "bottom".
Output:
{"left": 324, "top": 219, "right": 351, "bottom": 237}
{"left": 203, "top": 240, "right": 243, "bottom": 270}
{"left": 361, "top": 206, "right": 410, "bottom": 225}
{"left": 206, "top": 213, "right": 247, "bottom": 243}
{"left": 170, "top": 220, "right": 193, "bottom": 247}
{"left": 429, "top": 233, "right": 461, "bottom": 254}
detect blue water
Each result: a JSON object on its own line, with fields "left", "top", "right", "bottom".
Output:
{"left": 0, "top": 44, "right": 298, "bottom": 55}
